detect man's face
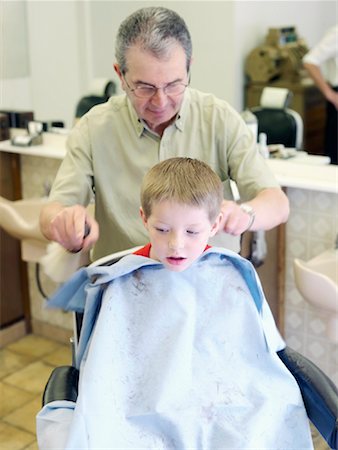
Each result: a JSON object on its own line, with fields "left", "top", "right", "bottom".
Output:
{"left": 115, "top": 44, "right": 189, "bottom": 135}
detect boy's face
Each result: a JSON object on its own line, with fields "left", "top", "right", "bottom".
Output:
{"left": 140, "top": 200, "right": 222, "bottom": 272}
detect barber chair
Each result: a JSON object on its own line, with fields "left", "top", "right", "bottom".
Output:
{"left": 251, "top": 87, "right": 304, "bottom": 149}
{"left": 40, "top": 249, "right": 338, "bottom": 449}
{"left": 75, "top": 78, "right": 116, "bottom": 120}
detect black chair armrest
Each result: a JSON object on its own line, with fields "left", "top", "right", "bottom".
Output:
{"left": 278, "top": 346, "right": 338, "bottom": 450}
{"left": 42, "top": 366, "right": 79, "bottom": 406}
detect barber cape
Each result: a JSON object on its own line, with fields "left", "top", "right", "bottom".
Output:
{"left": 36, "top": 247, "right": 313, "bottom": 450}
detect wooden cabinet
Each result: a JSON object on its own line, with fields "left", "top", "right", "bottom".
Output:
{"left": 241, "top": 225, "right": 285, "bottom": 333}
{"left": 245, "top": 79, "right": 326, "bottom": 155}
{"left": 0, "top": 142, "right": 31, "bottom": 331}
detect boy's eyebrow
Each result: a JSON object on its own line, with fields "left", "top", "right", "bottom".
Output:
{"left": 155, "top": 222, "right": 204, "bottom": 229}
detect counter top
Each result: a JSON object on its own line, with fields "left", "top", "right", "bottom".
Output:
{"left": 0, "top": 132, "right": 67, "bottom": 159}
{"left": 266, "top": 156, "right": 337, "bottom": 194}
{"left": 0, "top": 134, "right": 336, "bottom": 193}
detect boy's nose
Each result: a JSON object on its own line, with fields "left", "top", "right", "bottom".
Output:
{"left": 168, "top": 233, "right": 184, "bottom": 250}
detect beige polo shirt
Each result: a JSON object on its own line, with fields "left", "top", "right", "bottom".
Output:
{"left": 50, "top": 88, "right": 279, "bottom": 260}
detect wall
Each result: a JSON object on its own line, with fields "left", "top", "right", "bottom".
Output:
{"left": 88, "top": 1, "right": 236, "bottom": 103}
{"left": 1, "top": 1, "right": 336, "bottom": 126}
{"left": 233, "top": 1, "right": 336, "bottom": 109}
{"left": 25, "top": 1, "right": 87, "bottom": 127}
{"left": 87, "top": 0, "right": 337, "bottom": 109}
{"left": 1, "top": 1, "right": 88, "bottom": 127}
{"left": 1, "top": 2, "right": 32, "bottom": 110}
{"left": 285, "top": 188, "right": 338, "bottom": 384}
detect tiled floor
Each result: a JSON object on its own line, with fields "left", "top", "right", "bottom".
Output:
{"left": 0, "top": 333, "right": 330, "bottom": 450}
{"left": 0, "top": 334, "right": 72, "bottom": 450}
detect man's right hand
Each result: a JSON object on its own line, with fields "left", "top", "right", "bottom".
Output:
{"left": 40, "top": 202, "right": 99, "bottom": 253}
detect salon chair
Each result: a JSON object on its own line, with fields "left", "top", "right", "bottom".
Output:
{"left": 251, "top": 87, "right": 304, "bottom": 149}
{"left": 75, "top": 78, "right": 116, "bottom": 120}
{"left": 40, "top": 249, "right": 338, "bottom": 449}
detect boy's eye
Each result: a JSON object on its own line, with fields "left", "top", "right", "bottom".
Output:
{"left": 155, "top": 227, "right": 168, "bottom": 233}
{"left": 186, "top": 230, "right": 199, "bottom": 235}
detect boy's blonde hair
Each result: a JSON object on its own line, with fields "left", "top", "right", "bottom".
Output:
{"left": 141, "top": 157, "right": 223, "bottom": 221}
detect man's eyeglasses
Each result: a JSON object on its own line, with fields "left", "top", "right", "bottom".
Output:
{"left": 123, "top": 76, "right": 189, "bottom": 99}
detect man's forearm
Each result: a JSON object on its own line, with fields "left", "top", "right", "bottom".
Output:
{"left": 248, "top": 188, "right": 289, "bottom": 231}
{"left": 303, "top": 62, "right": 332, "bottom": 99}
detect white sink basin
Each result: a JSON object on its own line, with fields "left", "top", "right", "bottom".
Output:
{"left": 294, "top": 249, "right": 338, "bottom": 342}
{"left": 0, "top": 196, "right": 49, "bottom": 262}
{"left": 0, "top": 196, "right": 48, "bottom": 241}
{"left": 0, "top": 196, "right": 95, "bottom": 263}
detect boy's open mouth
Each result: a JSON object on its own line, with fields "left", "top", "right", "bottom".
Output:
{"left": 166, "top": 256, "right": 186, "bottom": 265}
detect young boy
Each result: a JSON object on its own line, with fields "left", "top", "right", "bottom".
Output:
{"left": 37, "top": 158, "right": 313, "bottom": 450}
{"left": 135, "top": 157, "right": 223, "bottom": 271}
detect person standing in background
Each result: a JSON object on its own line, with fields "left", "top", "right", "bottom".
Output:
{"left": 303, "top": 25, "right": 338, "bottom": 165}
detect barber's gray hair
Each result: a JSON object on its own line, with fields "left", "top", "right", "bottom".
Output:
{"left": 115, "top": 7, "right": 192, "bottom": 74}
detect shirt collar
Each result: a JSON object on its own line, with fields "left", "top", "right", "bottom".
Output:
{"left": 126, "top": 97, "right": 144, "bottom": 137}
{"left": 126, "top": 89, "right": 191, "bottom": 137}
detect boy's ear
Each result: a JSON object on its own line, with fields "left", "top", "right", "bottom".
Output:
{"left": 210, "top": 212, "right": 223, "bottom": 237}
{"left": 139, "top": 207, "right": 148, "bottom": 228}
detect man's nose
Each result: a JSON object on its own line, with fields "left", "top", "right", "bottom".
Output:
{"left": 150, "top": 88, "right": 167, "bottom": 107}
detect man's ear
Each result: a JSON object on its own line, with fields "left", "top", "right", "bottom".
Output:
{"left": 187, "top": 57, "right": 193, "bottom": 75}
{"left": 114, "top": 64, "right": 128, "bottom": 92}
{"left": 210, "top": 212, "right": 223, "bottom": 237}
{"left": 114, "top": 64, "right": 122, "bottom": 80}
{"left": 139, "top": 207, "right": 148, "bottom": 228}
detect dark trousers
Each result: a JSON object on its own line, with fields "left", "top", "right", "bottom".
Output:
{"left": 325, "top": 86, "right": 338, "bottom": 165}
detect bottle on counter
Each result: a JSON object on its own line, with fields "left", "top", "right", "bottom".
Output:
{"left": 240, "top": 109, "right": 258, "bottom": 143}
{"left": 258, "top": 132, "right": 269, "bottom": 159}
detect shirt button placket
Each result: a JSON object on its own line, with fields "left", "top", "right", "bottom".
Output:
{"left": 159, "top": 127, "right": 174, "bottom": 160}
{"left": 159, "top": 135, "right": 168, "bottom": 160}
